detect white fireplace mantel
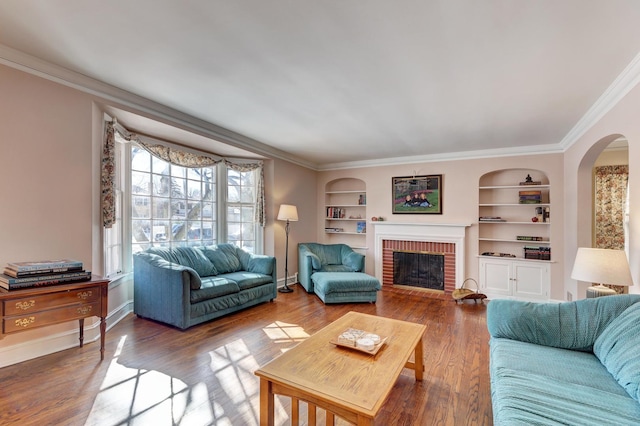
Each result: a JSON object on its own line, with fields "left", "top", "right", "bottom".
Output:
{"left": 372, "top": 222, "right": 471, "bottom": 288}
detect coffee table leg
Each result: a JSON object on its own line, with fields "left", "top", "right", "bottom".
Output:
{"left": 292, "top": 397, "right": 299, "bottom": 424}
{"left": 414, "top": 335, "right": 424, "bottom": 381}
{"left": 308, "top": 403, "right": 317, "bottom": 425}
{"left": 260, "top": 378, "right": 275, "bottom": 426}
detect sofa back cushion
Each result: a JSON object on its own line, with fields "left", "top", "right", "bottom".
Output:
{"left": 487, "top": 295, "right": 640, "bottom": 351}
{"left": 594, "top": 302, "right": 640, "bottom": 402}
{"left": 146, "top": 246, "right": 218, "bottom": 277}
{"left": 201, "top": 244, "right": 242, "bottom": 274}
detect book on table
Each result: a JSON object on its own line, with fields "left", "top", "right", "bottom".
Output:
{"left": 5, "top": 259, "right": 83, "bottom": 273}
{"left": 0, "top": 270, "right": 92, "bottom": 290}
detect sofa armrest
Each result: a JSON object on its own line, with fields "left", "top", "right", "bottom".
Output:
{"left": 487, "top": 295, "right": 640, "bottom": 351}
{"left": 297, "top": 246, "right": 318, "bottom": 292}
{"left": 133, "top": 253, "right": 195, "bottom": 330}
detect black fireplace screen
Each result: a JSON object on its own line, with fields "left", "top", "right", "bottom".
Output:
{"left": 393, "top": 251, "right": 444, "bottom": 290}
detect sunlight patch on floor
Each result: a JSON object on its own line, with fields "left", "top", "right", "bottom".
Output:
{"left": 262, "top": 321, "right": 310, "bottom": 344}
{"left": 84, "top": 335, "right": 215, "bottom": 426}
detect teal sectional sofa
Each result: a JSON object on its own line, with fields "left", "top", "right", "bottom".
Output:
{"left": 133, "top": 244, "right": 276, "bottom": 329}
{"left": 487, "top": 295, "right": 640, "bottom": 425}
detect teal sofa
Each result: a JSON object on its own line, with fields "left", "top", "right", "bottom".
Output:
{"left": 133, "top": 244, "right": 276, "bottom": 329}
{"left": 487, "top": 295, "right": 640, "bottom": 425}
{"left": 297, "top": 243, "right": 380, "bottom": 303}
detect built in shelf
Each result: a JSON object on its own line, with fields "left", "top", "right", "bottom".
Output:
{"left": 479, "top": 185, "right": 550, "bottom": 190}
{"left": 479, "top": 238, "right": 550, "bottom": 244}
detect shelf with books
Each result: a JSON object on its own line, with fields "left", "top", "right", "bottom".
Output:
{"left": 324, "top": 178, "right": 367, "bottom": 251}
{"left": 478, "top": 169, "right": 551, "bottom": 301}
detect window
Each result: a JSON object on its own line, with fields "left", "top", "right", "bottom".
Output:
{"left": 130, "top": 145, "right": 217, "bottom": 253}
{"left": 103, "top": 123, "right": 263, "bottom": 277}
{"left": 227, "top": 168, "right": 257, "bottom": 253}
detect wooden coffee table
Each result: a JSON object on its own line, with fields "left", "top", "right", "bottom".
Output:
{"left": 255, "top": 311, "right": 426, "bottom": 425}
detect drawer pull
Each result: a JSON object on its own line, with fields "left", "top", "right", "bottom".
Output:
{"left": 15, "top": 300, "right": 36, "bottom": 311}
{"left": 77, "top": 291, "right": 93, "bottom": 300}
{"left": 77, "top": 306, "right": 92, "bottom": 315}
{"left": 15, "top": 317, "right": 35, "bottom": 328}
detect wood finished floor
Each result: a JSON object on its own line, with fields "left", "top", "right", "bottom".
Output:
{"left": 0, "top": 286, "right": 492, "bottom": 426}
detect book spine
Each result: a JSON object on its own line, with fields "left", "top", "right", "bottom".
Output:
{"left": 3, "top": 266, "right": 84, "bottom": 278}
{"left": 0, "top": 274, "right": 92, "bottom": 290}
{"left": 6, "top": 261, "right": 83, "bottom": 272}
{"left": 0, "top": 271, "right": 90, "bottom": 284}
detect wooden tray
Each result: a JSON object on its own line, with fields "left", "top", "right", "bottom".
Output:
{"left": 330, "top": 336, "right": 388, "bottom": 355}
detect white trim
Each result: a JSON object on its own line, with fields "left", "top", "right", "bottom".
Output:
{"left": 559, "top": 51, "right": 640, "bottom": 150}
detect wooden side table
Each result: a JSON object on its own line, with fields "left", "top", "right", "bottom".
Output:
{"left": 0, "top": 276, "right": 109, "bottom": 360}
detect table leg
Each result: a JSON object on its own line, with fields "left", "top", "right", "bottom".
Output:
{"left": 292, "top": 397, "right": 299, "bottom": 425}
{"left": 100, "top": 316, "right": 106, "bottom": 361}
{"left": 326, "top": 411, "right": 335, "bottom": 425}
{"left": 414, "top": 335, "right": 424, "bottom": 381}
{"left": 79, "top": 318, "right": 84, "bottom": 347}
{"left": 308, "top": 403, "right": 317, "bottom": 426}
{"left": 260, "top": 378, "right": 275, "bottom": 426}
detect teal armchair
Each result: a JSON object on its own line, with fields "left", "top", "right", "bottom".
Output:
{"left": 297, "top": 243, "right": 364, "bottom": 292}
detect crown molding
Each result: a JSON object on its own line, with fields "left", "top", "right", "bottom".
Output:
{"left": 0, "top": 44, "right": 316, "bottom": 170}
{"left": 318, "top": 143, "right": 565, "bottom": 171}
{"left": 559, "top": 51, "right": 640, "bottom": 151}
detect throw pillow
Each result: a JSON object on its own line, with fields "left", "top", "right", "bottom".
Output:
{"left": 593, "top": 302, "right": 640, "bottom": 402}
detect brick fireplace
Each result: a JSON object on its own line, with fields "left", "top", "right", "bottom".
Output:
{"left": 372, "top": 222, "right": 469, "bottom": 294}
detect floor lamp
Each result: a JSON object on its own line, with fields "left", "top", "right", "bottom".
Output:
{"left": 277, "top": 204, "right": 298, "bottom": 293}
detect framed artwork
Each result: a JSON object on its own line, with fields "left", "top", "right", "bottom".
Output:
{"left": 392, "top": 175, "right": 442, "bottom": 214}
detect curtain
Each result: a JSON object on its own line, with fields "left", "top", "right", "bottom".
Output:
{"left": 594, "top": 165, "right": 629, "bottom": 293}
{"left": 101, "top": 120, "right": 266, "bottom": 228}
{"left": 101, "top": 121, "right": 116, "bottom": 228}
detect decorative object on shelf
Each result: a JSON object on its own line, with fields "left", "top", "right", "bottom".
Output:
{"left": 571, "top": 247, "right": 633, "bottom": 298}
{"left": 377, "top": 216, "right": 384, "bottom": 221}
{"left": 371, "top": 216, "right": 378, "bottom": 221}
{"left": 523, "top": 246, "right": 550, "bottom": 260}
{"left": 452, "top": 278, "right": 487, "bottom": 304}
{"left": 358, "top": 194, "right": 366, "bottom": 205}
{"left": 519, "top": 174, "right": 542, "bottom": 185}
{"left": 277, "top": 204, "right": 299, "bottom": 293}
{"left": 480, "top": 216, "right": 506, "bottom": 222}
{"left": 356, "top": 221, "right": 366, "bottom": 233}
{"left": 531, "top": 216, "right": 539, "bottom": 222}
{"left": 392, "top": 174, "right": 442, "bottom": 214}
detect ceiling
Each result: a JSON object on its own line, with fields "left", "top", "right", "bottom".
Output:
{"left": 1, "top": 1, "right": 640, "bottom": 169}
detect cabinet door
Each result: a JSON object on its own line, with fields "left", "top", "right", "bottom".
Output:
{"left": 479, "top": 258, "right": 512, "bottom": 296}
{"left": 512, "top": 262, "right": 549, "bottom": 300}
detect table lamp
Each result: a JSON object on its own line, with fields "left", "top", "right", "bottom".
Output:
{"left": 570, "top": 247, "right": 634, "bottom": 298}
{"left": 277, "top": 204, "right": 298, "bottom": 293}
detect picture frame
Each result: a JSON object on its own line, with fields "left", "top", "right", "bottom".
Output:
{"left": 392, "top": 175, "right": 442, "bottom": 214}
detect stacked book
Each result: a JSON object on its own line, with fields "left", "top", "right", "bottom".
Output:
{"left": 519, "top": 190, "right": 542, "bottom": 204}
{"left": 0, "top": 259, "right": 91, "bottom": 290}
{"left": 523, "top": 246, "right": 551, "bottom": 261}
{"left": 479, "top": 216, "right": 506, "bottom": 222}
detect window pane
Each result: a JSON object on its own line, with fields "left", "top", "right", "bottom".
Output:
{"left": 131, "top": 148, "right": 150, "bottom": 172}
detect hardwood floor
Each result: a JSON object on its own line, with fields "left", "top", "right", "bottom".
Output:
{"left": 0, "top": 286, "right": 492, "bottom": 426}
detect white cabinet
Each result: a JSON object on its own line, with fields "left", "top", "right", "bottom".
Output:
{"left": 479, "top": 257, "right": 549, "bottom": 301}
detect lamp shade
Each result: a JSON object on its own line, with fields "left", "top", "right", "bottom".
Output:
{"left": 277, "top": 204, "right": 298, "bottom": 222}
{"left": 571, "top": 247, "right": 633, "bottom": 286}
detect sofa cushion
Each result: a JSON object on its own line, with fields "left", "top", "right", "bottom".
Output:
{"left": 201, "top": 244, "right": 242, "bottom": 274}
{"left": 135, "top": 251, "right": 202, "bottom": 290}
{"left": 190, "top": 277, "right": 240, "bottom": 303}
{"left": 146, "top": 246, "right": 218, "bottom": 277}
{"left": 487, "top": 295, "right": 640, "bottom": 351}
{"left": 219, "top": 272, "right": 273, "bottom": 290}
{"left": 594, "top": 302, "right": 640, "bottom": 402}
{"left": 342, "top": 251, "right": 363, "bottom": 271}
{"left": 491, "top": 338, "right": 640, "bottom": 425}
